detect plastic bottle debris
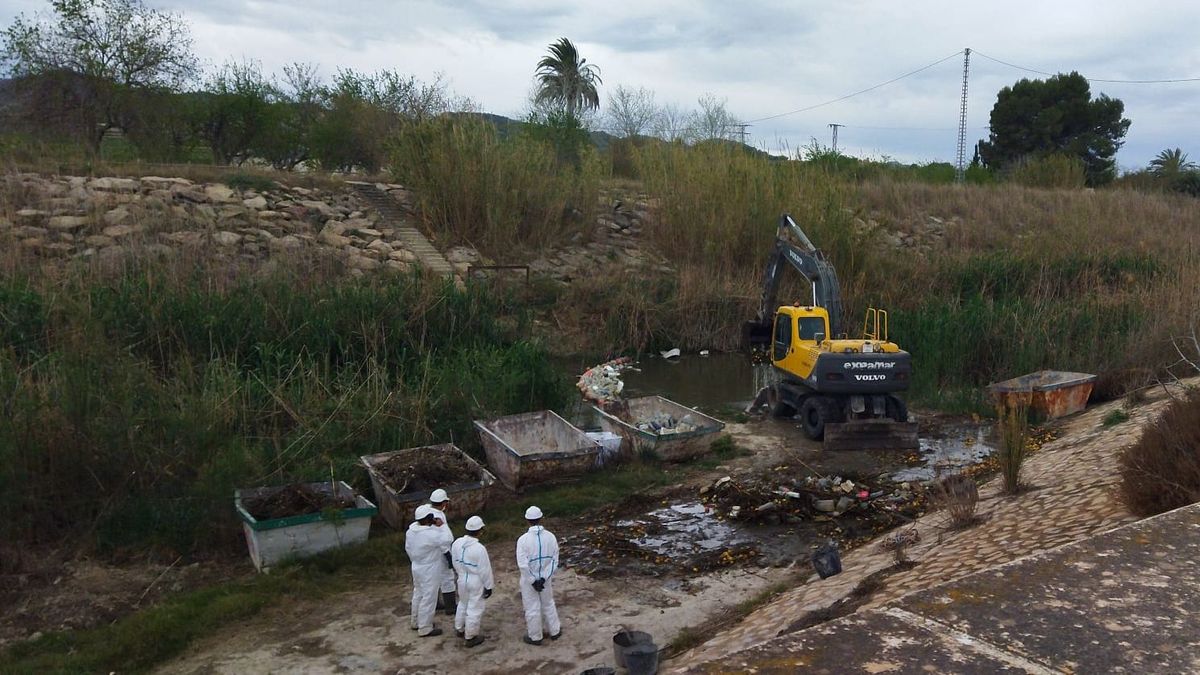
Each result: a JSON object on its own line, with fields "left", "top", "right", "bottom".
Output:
{"left": 634, "top": 412, "right": 698, "bottom": 436}
{"left": 578, "top": 357, "right": 633, "bottom": 405}
{"left": 699, "top": 350, "right": 710, "bottom": 357}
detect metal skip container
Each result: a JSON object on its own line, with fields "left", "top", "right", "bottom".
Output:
{"left": 592, "top": 395, "right": 726, "bottom": 462}
{"left": 986, "top": 370, "right": 1098, "bottom": 422}
{"left": 473, "top": 410, "right": 602, "bottom": 492}
{"left": 234, "top": 481, "right": 377, "bottom": 573}
{"left": 360, "top": 444, "right": 497, "bottom": 531}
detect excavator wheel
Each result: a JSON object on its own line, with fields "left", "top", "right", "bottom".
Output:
{"left": 886, "top": 396, "right": 909, "bottom": 423}
{"left": 799, "top": 397, "right": 835, "bottom": 440}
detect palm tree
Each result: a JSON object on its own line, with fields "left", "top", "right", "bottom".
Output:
{"left": 534, "top": 38, "right": 602, "bottom": 118}
{"left": 1149, "top": 148, "right": 1197, "bottom": 176}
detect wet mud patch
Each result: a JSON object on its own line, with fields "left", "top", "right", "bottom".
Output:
{"left": 891, "top": 416, "right": 996, "bottom": 482}
{"left": 560, "top": 467, "right": 929, "bottom": 579}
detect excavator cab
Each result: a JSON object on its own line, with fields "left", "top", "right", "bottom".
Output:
{"left": 772, "top": 305, "right": 830, "bottom": 379}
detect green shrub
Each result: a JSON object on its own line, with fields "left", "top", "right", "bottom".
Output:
{"left": 1102, "top": 409, "right": 1131, "bottom": 427}
{"left": 223, "top": 172, "right": 278, "bottom": 193}
{"left": 1008, "top": 153, "right": 1087, "bottom": 189}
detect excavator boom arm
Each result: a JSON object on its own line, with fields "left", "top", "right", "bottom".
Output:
{"left": 745, "top": 215, "right": 843, "bottom": 349}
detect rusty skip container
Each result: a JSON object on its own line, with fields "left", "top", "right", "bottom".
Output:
{"left": 474, "top": 410, "right": 601, "bottom": 492}
{"left": 986, "top": 370, "right": 1097, "bottom": 422}
{"left": 360, "top": 444, "right": 497, "bottom": 531}
{"left": 593, "top": 395, "right": 726, "bottom": 462}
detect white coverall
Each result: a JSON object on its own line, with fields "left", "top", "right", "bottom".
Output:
{"left": 405, "top": 520, "right": 453, "bottom": 635}
{"left": 516, "top": 525, "right": 561, "bottom": 641}
{"left": 450, "top": 534, "right": 494, "bottom": 639}
{"left": 428, "top": 504, "right": 456, "bottom": 593}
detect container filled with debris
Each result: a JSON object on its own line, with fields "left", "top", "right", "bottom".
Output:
{"left": 474, "top": 410, "right": 602, "bottom": 492}
{"left": 360, "top": 444, "right": 497, "bottom": 530}
{"left": 593, "top": 395, "right": 726, "bottom": 461}
{"left": 235, "top": 481, "right": 377, "bottom": 572}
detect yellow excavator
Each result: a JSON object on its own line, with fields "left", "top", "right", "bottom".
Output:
{"left": 743, "top": 215, "right": 918, "bottom": 450}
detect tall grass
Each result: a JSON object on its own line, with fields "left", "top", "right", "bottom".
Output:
{"left": 613, "top": 145, "right": 1200, "bottom": 407}
{"left": 997, "top": 399, "right": 1030, "bottom": 494}
{"left": 0, "top": 260, "right": 571, "bottom": 553}
{"left": 389, "top": 117, "right": 603, "bottom": 255}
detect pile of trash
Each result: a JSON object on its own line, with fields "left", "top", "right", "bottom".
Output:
{"left": 577, "top": 357, "right": 634, "bottom": 406}
{"left": 244, "top": 483, "right": 354, "bottom": 521}
{"left": 373, "top": 447, "right": 478, "bottom": 495}
{"left": 699, "top": 469, "right": 927, "bottom": 526}
{"left": 559, "top": 494, "right": 766, "bottom": 578}
{"left": 635, "top": 412, "right": 699, "bottom": 436}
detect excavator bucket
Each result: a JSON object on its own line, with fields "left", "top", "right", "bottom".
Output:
{"left": 823, "top": 420, "right": 919, "bottom": 452}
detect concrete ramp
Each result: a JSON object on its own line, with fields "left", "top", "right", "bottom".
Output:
{"left": 679, "top": 502, "right": 1200, "bottom": 673}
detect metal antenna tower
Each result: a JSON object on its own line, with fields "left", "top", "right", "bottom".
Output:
{"left": 955, "top": 48, "right": 971, "bottom": 184}
{"left": 828, "top": 123, "right": 843, "bottom": 152}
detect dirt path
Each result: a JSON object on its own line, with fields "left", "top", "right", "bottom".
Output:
{"left": 157, "top": 554, "right": 793, "bottom": 674}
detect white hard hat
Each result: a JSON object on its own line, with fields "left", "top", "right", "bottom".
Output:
{"left": 465, "top": 516, "right": 485, "bottom": 531}
{"left": 525, "top": 505, "right": 543, "bottom": 520}
{"left": 429, "top": 488, "right": 449, "bottom": 504}
{"left": 414, "top": 504, "right": 432, "bottom": 521}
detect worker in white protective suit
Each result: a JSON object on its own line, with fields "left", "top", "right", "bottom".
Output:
{"left": 450, "top": 515, "right": 494, "bottom": 647}
{"left": 427, "top": 488, "right": 457, "bottom": 614}
{"left": 515, "top": 505, "right": 561, "bottom": 645}
{"left": 405, "top": 504, "right": 453, "bottom": 637}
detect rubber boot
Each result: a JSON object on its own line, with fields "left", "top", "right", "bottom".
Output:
{"left": 442, "top": 591, "right": 457, "bottom": 616}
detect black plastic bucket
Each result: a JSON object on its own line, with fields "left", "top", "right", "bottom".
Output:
{"left": 625, "top": 643, "right": 659, "bottom": 675}
{"left": 612, "top": 630, "right": 653, "bottom": 668}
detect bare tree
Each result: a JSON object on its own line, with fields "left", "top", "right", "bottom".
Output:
{"left": 606, "top": 84, "right": 656, "bottom": 138}
{"left": 687, "top": 93, "right": 740, "bottom": 143}
{"left": 2, "top": 0, "right": 199, "bottom": 150}
{"left": 653, "top": 101, "right": 688, "bottom": 142}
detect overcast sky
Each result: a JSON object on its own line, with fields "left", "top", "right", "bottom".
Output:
{"left": 3, "top": 0, "right": 1198, "bottom": 169}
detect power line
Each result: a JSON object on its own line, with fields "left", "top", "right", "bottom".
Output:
{"left": 745, "top": 49, "right": 965, "bottom": 123}
{"left": 839, "top": 124, "right": 989, "bottom": 131}
{"left": 973, "top": 50, "right": 1200, "bottom": 84}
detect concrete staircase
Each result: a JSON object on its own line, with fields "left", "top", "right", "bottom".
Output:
{"left": 348, "top": 182, "right": 459, "bottom": 282}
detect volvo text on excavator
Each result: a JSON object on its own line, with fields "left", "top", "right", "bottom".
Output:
{"left": 743, "top": 214, "right": 919, "bottom": 451}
